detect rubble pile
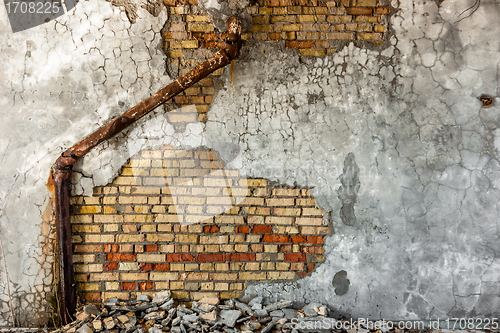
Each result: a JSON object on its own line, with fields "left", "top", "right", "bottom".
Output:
{"left": 53, "top": 291, "right": 333, "bottom": 333}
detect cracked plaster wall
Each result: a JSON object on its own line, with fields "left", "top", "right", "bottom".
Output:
{"left": 0, "top": 0, "right": 500, "bottom": 326}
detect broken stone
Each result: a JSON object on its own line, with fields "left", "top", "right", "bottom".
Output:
{"left": 265, "top": 300, "right": 293, "bottom": 312}
{"left": 182, "top": 313, "right": 199, "bottom": 323}
{"left": 171, "top": 327, "right": 181, "bottom": 333}
{"left": 85, "top": 304, "right": 99, "bottom": 316}
{"left": 270, "top": 309, "right": 284, "bottom": 318}
{"left": 148, "top": 327, "right": 162, "bottom": 333}
{"left": 144, "top": 311, "right": 165, "bottom": 321}
{"left": 76, "top": 323, "right": 92, "bottom": 333}
{"left": 136, "top": 295, "right": 150, "bottom": 302}
{"left": 76, "top": 311, "right": 90, "bottom": 322}
{"left": 160, "top": 298, "right": 174, "bottom": 310}
{"left": 200, "top": 309, "right": 217, "bottom": 324}
{"left": 282, "top": 308, "right": 298, "bottom": 319}
{"left": 103, "top": 298, "right": 119, "bottom": 307}
{"left": 234, "top": 300, "right": 254, "bottom": 317}
{"left": 260, "top": 318, "right": 277, "bottom": 333}
{"left": 248, "top": 297, "right": 263, "bottom": 308}
{"left": 152, "top": 290, "right": 171, "bottom": 304}
{"left": 103, "top": 317, "right": 116, "bottom": 330}
{"left": 219, "top": 309, "right": 241, "bottom": 328}
{"left": 253, "top": 309, "right": 268, "bottom": 317}
{"left": 277, "top": 318, "right": 287, "bottom": 325}
{"left": 117, "top": 314, "right": 129, "bottom": 323}
{"left": 172, "top": 317, "right": 181, "bottom": 326}
{"left": 302, "top": 303, "right": 323, "bottom": 317}
{"left": 92, "top": 320, "right": 102, "bottom": 331}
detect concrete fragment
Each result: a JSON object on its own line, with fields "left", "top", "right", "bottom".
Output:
{"left": 219, "top": 309, "right": 241, "bottom": 327}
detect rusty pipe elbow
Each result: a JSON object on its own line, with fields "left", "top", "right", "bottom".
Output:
{"left": 224, "top": 16, "right": 242, "bottom": 60}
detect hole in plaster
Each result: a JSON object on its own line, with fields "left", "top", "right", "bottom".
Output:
{"left": 479, "top": 95, "right": 494, "bottom": 108}
{"left": 332, "top": 270, "right": 350, "bottom": 295}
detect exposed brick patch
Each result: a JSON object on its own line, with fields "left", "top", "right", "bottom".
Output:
{"left": 72, "top": 147, "right": 330, "bottom": 302}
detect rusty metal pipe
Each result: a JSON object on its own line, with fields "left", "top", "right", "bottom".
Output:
{"left": 51, "top": 16, "right": 242, "bottom": 325}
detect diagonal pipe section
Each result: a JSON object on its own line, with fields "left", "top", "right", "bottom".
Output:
{"left": 51, "top": 16, "right": 242, "bottom": 325}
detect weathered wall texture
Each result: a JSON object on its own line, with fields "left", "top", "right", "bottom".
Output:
{"left": 0, "top": 0, "right": 500, "bottom": 326}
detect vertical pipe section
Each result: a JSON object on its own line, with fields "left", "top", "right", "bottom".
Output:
{"left": 52, "top": 16, "right": 242, "bottom": 325}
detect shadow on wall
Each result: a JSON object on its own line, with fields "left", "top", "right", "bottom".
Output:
{"left": 70, "top": 144, "right": 331, "bottom": 303}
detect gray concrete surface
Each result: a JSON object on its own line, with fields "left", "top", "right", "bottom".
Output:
{"left": 1, "top": 0, "right": 499, "bottom": 326}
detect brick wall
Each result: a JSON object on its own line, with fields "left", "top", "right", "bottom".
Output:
{"left": 71, "top": 146, "right": 330, "bottom": 303}
{"left": 161, "top": 0, "right": 390, "bottom": 125}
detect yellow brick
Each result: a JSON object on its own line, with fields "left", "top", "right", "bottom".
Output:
{"left": 103, "top": 224, "right": 118, "bottom": 232}
{"left": 280, "top": 24, "right": 302, "bottom": 31}
{"left": 230, "top": 283, "right": 244, "bottom": 290}
{"left": 214, "top": 283, "right": 228, "bottom": 291}
{"left": 220, "top": 244, "right": 235, "bottom": 252}
{"left": 219, "top": 225, "right": 235, "bottom": 233}
{"left": 265, "top": 216, "right": 293, "bottom": 225}
{"left": 302, "top": 6, "right": 329, "bottom": 14}
{"left": 296, "top": 217, "right": 323, "bottom": 225}
{"left": 246, "top": 234, "right": 262, "bottom": 242}
{"left": 140, "top": 225, "right": 157, "bottom": 232}
{"left": 119, "top": 196, "right": 147, "bottom": 204}
{"left": 136, "top": 254, "right": 166, "bottom": 262}
{"left": 259, "top": 7, "right": 272, "bottom": 14}
{"left": 155, "top": 282, "right": 170, "bottom": 289}
{"left": 205, "top": 245, "right": 220, "bottom": 252}
{"left": 77, "top": 206, "right": 102, "bottom": 214}
{"left": 124, "top": 215, "right": 154, "bottom": 223}
{"left": 252, "top": 16, "right": 270, "bottom": 24}
{"left": 74, "top": 264, "right": 103, "bottom": 273}
{"left": 317, "top": 227, "right": 330, "bottom": 235}
{"left": 354, "top": 15, "right": 380, "bottom": 23}
{"left": 72, "top": 225, "right": 101, "bottom": 233}
{"left": 215, "top": 215, "right": 244, "bottom": 224}
{"left": 200, "top": 235, "right": 228, "bottom": 244}
{"left": 245, "top": 262, "right": 260, "bottom": 270}
{"left": 267, "top": 271, "right": 296, "bottom": 279}
{"left": 176, "top": 234, "right": 199, "bottom": 243}
{"left": 85, "top": 234, "right": 114, "bottom": 243}
{"left": 105, "top": 282, "right": 119, "bottom": 290}
{"left": 276, "top": 262, "right": 291, "bottom": 270}
{"left": 327, "top": 15, "right": 353, "bottom": 23}
{"left": 234, "top": 244, "right": 248, "bottom": 252}
{"left": 220, "top": 292, "right": 243, "bottom": 299}
{"left": 150, "top": 272, "right": 179, "bottom": 281}
{"left": 297, "top": 14, "right": 326, "bottom": 22}
{"left": 160, "top": 244, "right": 175, "bottom": 253}
{"left": 114, "top": 176, "right": 140, "bottom": 185}
{"left": 296, "top": 198, "right": 317, "bottom": 206}
{"left": 239, "top": 272, "right": 267, "bottom": 280}
{"left": 171, "top": 291, "right": 189, "bottom": 299}
{"left": 215, "top": 263, "right": 229, "bottom": 271}
{"left": 168, "top": 50, "right": 184, "bottom": 58}
{"left": 181, "top": 272, "right": 209, "bottom": 281}
{"left": 374, "top": 24, "right": 386, "bottom": 32}
{"left": 170, "top": 281, "right": 184, "bottom": 289}
{"left": 274, "top": 208, "right": 301, "bottom": 216}
{"left": 90, "top": 272, "right": 118, "bottom": 281}
{"left": 210, "top": 273, "right": 237, "bottom": 280}
{"left": 273, "top": 7, "right": 287, "bottom": 14}
{"left": 201, "top": 282, "right": 215, "bottom": 290}
{"left": 271, "top": 15, "right": 297, "bottom": 23}
{"left": 102, "top": 292, "right": 129, "bottom": 300}
{"left": 261, "top": 262, "right": 276, "bottom": 270}
{"left": 243, "top": 179, "right": 267, "bottom": 187}
{"left": 299, "top": 48, "right": 327, "bottom": 56}
{"left": 156, "top": 214, "right": 182, "bottom": 223}
{"left": 187, "top": 23, "right": 214, "bottom": 32}
{"left": 264, "top": 244, "right": 278, "bottom": 253}
{"left": 118, "top": 262, "right": 139, "bottom": 271}
{"left": 147, "top": 233, "right": 174, "bottom": 242}
{"left": 186, "top": 15, "right": 211, "bottom": 22}
{"left": 246, "top": 6, "right": 258, "bottom": 14}
{"left": 71, "top": 215, "right": 92, "bottom": 223}
{"left": 73, "top": 254, "right": 95, "bottom": 262}
{"left": 117, "top": 234, "right": 144, "bottom": 243}
{"left": 200, "top": 263, "right": 214, "bottom": 271}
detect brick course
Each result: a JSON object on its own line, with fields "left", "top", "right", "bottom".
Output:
{"left": 71, "top": 146, "right": 330, "bottom": 302}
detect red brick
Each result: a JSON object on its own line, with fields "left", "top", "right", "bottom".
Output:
{"left": 204, "top": 225, "right": 219, "bottom": 233}
{"left": 286, "top": 40, "right": 314, "bottom": 48}
{"left": 236, "top": 226, "right": 250, "bottom": 233}
{"left": 167, "top": 253, "right": 196, "bottom": 262}
{"left": 262, "top": 235, "right": 291, "bottom": 243}
{"left": 279, "top": 244, "right": 293, "bottom": 252}
{"left": 121, "top": 282, "right": 136, "bottom": 290}
{"left": 307, "top": 263, "right": 315, "bottom": 272}
{"left": 155, "top": 263, "right": 170, "bottom": 271}
{"left": 139, "top": 282, "right": 154, "bottom": 290}
{"left": 107, "top": 253, "right": 136, "bottom": 261}
{"left": 197, "top": 253, "right": 225, "bottom": 262}
{"left": 140, "top": 263, "right": 154, "bottom": 271}
{"left": 104, "top": 244, "right": 119, "bottom": 253}
{"left": 307, "top": 236, "right": 324, "bottom": 244}
{"left": 226, "top": 253, "right": 256, "bottom": 261}
{"left": 291, "top": 235, "right": 307, "bottom": 243}
{"left": 83, "top": 293, "right": 101, "bottom": 301}
{"left": 104, "top": 262, "right": 117, "bottom": 271}
{"left": 145, "top": 244, "right": 159, "bottom": 252}
{"left": 297, "top": 272, "right": 308, "bottom": 277}
{"left": 302, "top": 246, "right": 324, "bottom": 254}
{"left": 285, "top": 253, "right": 307, "bottom": 262}
{"left": 346, "top": 7, "right": 373, "bottom": 15}
{"left": 252, "top": 225, "right": 272, "bottom": 233}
